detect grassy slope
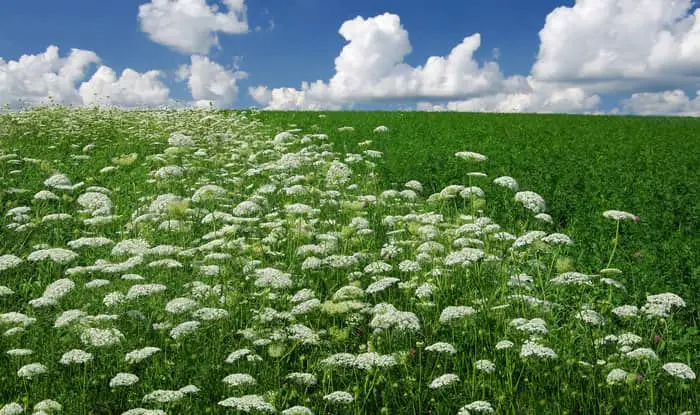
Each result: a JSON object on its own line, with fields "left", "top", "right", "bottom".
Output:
{"left": 257, "top": 111, "right": 700, "bottom": 316}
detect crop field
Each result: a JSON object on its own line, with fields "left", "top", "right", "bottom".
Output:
{"left": 0, "top": 106, "right": 697, "bottom": 415}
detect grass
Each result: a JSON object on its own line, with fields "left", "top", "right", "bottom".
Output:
{"left": 0, "top": 106, "right": 697, "bottom": 415}
{"left": 259, "top": 111, "right": 700, "bottom": 311}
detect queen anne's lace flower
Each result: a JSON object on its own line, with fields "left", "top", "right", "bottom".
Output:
{"left": 662, "top": 362, "right": 696, "bottom": 380}
{"left": 218, "top": 395, "right": 276, "bottom": 412}
{"left": 429, "top": 373, "right": 460, "bottom": 389}
{"left": 323, "top": 391, "right": 354, "bottom": 404}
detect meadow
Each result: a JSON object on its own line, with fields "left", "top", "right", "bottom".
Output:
{"left": 0, "top": 106, "right": 697, "bottom": 414}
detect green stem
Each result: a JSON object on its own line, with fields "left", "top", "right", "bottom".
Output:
{"left": 606, "top": 220, "right": 620, "bottom": 268}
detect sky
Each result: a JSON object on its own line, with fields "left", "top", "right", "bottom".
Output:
{"left": 1, "top": 0, "right": 700, "bottom": 115}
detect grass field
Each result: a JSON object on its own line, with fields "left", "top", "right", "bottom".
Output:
{"left": 0, "top": 106, "right": 697, "bottom": 414}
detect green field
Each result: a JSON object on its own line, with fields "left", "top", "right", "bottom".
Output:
{"left": 0, "top": 107, "right": 697, "bottom": 414}
{"left": 260, "top": 111, "right": 700, "bottom": 307}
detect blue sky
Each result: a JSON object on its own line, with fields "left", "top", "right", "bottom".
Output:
{"left": 1, "top": 0, "right": 699, "bottom": 114}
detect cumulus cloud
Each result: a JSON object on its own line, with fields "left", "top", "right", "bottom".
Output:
{"left": 138, "top": 0, "right": 248, "bottom": 55}
{"left": 250, "top": 13, "right": 528, "bottom": 109}
{"left": 532, "top": 0, "right": 700, "bottom": 91}
{"left": 0, "top": 46, "right": 172, "bottom": 108}
{"left": 0, "top": 46, "right": 99, "bottom": 106}
{"left": 79, "top": 66, "right": 171, "bottom": 108}
{"left": 620, "top": 89, "right": 700, "bottom": 116}
{"left": 177, "top": 55, "right": 246, "bottom": 107}
{"left": 418, "top": 76, "right": 601, "bottom": 114}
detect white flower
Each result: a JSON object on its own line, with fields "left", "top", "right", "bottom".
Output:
{"left": 475, "top": 359, "right": 495, "bottom": 374}
{"left": 495, "top": 340, "right": 514, "bottom": 350}
{"left": 67, "top": 237, "right": 114, "bottom": 249}
{"left": 218, "top": 395, "right": 276, "bottom": 412}
{"left": 125, "top": 347, "right": 161, "bottom": 364}
{"left": 110, "top": 372, "right": 139, "bottom": 387}
{"left": 425, "top": 342, "right": 457, "bottom": 355}
{"left": 77, "top": 192, "right": 113, "bottom": 216}
{"left": 168, "top": 131, "right": 194, "bottom": 146}
{"left": 126, "top": 284, "right": 167, "bottom": 300}
{"left": 222, "top": 373, "right": 257, "bottom": 387}
{"left": 103, "top": 291, "right": 126, "bottom": 307}
{"left": 0, "top": 403, "right": 24, "bottom": 415}
{"left": 514, "top": 191, "right": 546, "bottom": 214}
{"left": 80, "top": 328, "right": 124, "bottom": 347}
{"left": 282, "top": 406, "right": 314, "bottom": 415}
{"left": 42, "top": 278, "right": 75, "bottom": 300}
{"left": 41, "top": 213, "right": 72, "bottom": 222}
{"left": 439, "top": 306, "right": 477, "bottom": 324}
{"left": 520, "top": 340, "right": 557, "bottom": 359}
{"left": 0, "top": 312, "right": 36, "bottom": 326}
{"left": 112, "top": 239, "right": 150, "bottom": 256}
{"left": 165, "top": 297, "right": 199, "bottom": 314}
{"left": 550, "top": 272, "right": 592, "bottom": 286}
{"left": 153, "top": 165, "right": 185, "bottom": 179}
{"left": 285, "top": 372, "right": 317, "bottom": 386}
{"left": 458, "top": 400, "right": 495, "bottom": 414}
{"left": 510, "top": 318, "right": 549, "bottom": 335}
{"left": 600, "top": 277, "right": 625, "bottom": 289}
{"left": 646, "top": 292, "right": 686, "bottom": 308}
{"left": 325, "top": 161, "right": 352, "bottom": 188}
{"left": 493, "top": 176, "right": 518, "bottom": 191}
{"left": 44, "top": 173, "right": 76, "bottom": 190}
{"left": 606, "top": 368, "right": 629, "bottom": 384}
{"left": 429, "top": 373, "right": 460, "bottom": 389}
{"left": 365, "top": 277, "right": 400, "bottom": 294}
{"left": 320, "top": 353, "right": 357, "bottom": 368}
{"left": 662, "top": 362, "right": 696, "bottom": 380}
{"left": 405, "top": 180, "right": 423, "bottom": 193}
{"left": 369, "top": 304, "right": 420, "bottom": 333}
{"left": 535, "top": 213, "right": 553, "bottom": 223}
{"left": 85, "top": 279, "right": 110, "bottom": 289}
{"left": 6, "top": 349, "right": 33, "bottom": 357}
{"left": 143, "top": 389, "right": 184, "bottom": 404}
{"left": 27, "top": 248, "right": 78, "bottom": 264}
{"left": 179, "top": 384, "right": 200, "bottom": 394}
{"left": 192, "top": 307, "right": 228, "bottom": 321}
{"left": 455, "top": 151, "right": 487, "bottom": 162}
{"left": 0, "top": 255, "right": 22, "bottom": 272}
{"left": 625, "top": 348, "right": 658, "bottom": 360}
{"left": 170, "top": 321, "right": 200, "bottom": 340}
{"left": 617, "top": 332, "right": 642, "bottom": 346}
{"left": 542, "top": 233, "right": 574, "bottom": 246}
{"left": 33, "top": 399, "right": 62, "bottom": 413}
{"left": 602, "top": 210, "right": 637, "bottom": 221}
{"left": 60, "top": 349, "right": 93, "bottom": 365}
{"left": 322, "top": 391, "right": 354, "bottom": 404}
{"left": 17, "top": 362, "right": 48, "bottom": 379}
{"left": 121, "top": 408, "right": 167, "bottom": 415}
{"left": 354, "top": 352, "right": 397, "bottom": 370}
{"left": 576, "top": 309, "right": 605, "bottom": 326}
{"left": 374, "top": 125, "right": 389, "bottom": 133}
{"left": 192, "top": 185, "right": 226, "bottom": 202}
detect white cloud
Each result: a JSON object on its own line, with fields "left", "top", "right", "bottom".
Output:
{"left": 1, "top": 46, "right": 172, "bottom": 108}
{"left": 250, "top": 13, "right": 528, "bottom": 109}
{"left": 138, "top": 0, "right": 248, "bottom": 55}
{"left": 418, "top": 76, "right": 601, "bottom": 114}
{"left": 532, "top": 0, "right": 700, "bottom": 91}
{"left": 620, "top": 89, "right": 700, "bottom": 116}
{"left": 0, "top": 46, "right": 99, "bottom": 106}
{"left": 79, "top": 66, "right": 171, "bottom": 108}
{"left": 177, "top": 55, "right": 246, "bottom": 107}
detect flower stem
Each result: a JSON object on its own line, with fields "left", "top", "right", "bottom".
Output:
{"left": 606, "top": 220, "right": 620, "bottom": 268}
